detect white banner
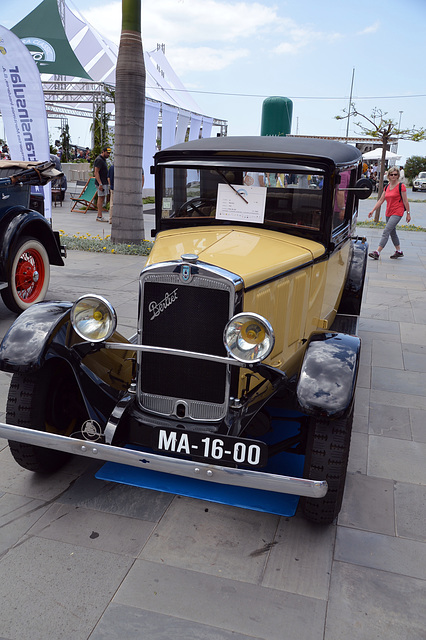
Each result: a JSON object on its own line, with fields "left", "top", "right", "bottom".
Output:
{"left": 142, "top": 101, "right": 161, "bottom": 190}
{"left": 0, "top": 25, "right": 51, "bottom": 218}
{"left": 201, "top": 117, "right": 213, "bottom": 139}
{"left": 161, "top": 103, "right": 178, "bottom": 151}
{"left": 175, "top": 110, "right": 190, "bottom": 144}
{"left": 188, "top": 114, "right": 203, "bottom": 141}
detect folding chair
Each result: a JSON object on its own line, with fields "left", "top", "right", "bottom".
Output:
{"left": 70, "top": 177, "right": 97, "bottom": 213}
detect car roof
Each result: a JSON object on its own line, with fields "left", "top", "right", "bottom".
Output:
{"left": 157, "top": 136, "right": 362, "bottom": 167}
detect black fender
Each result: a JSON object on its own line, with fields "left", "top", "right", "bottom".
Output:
{"left": 0, "top": 300, "right": 135, "bottom": 429}
{"left": 296, "top": 332, "right": 361, "bottom": 419}
{"left": 0, "top": 208, "right": 64, "bottom": 283}
{"left": 0, "top": 301, "right": 73, "bottom": 372}
{"left": 337, "top": 238, "right": 368, "bottom": 316}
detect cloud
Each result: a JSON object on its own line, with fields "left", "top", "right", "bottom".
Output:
{"left": 273, "top": 22, "right": 343, "bottom": 56}
{"left": 145, "top": 0, "right": 281, "bottom": 45}
{"left": 80, "top": 0, "right": 280, "bottom": 48}
{"left": 357, "top": 21, "right": 380, "bottom": 35}
{"left": 78, "top": 0, "right": 282, "bottom": 72}
{"left": 77, "top": 1, "right": 343, "bottom": 72}
{"left": 170, "top": 47, "right": 250, "bottom": 73}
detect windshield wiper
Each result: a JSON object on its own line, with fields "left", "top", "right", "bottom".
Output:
{"left": 215, "top": 170, "right": 249, "bottom": 204}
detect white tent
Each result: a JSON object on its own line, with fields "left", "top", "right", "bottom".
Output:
{"left": 362, "top": 149, "right": 401, "bottom": 160}
{"left": 11, "top": 0, "right": 223, "bottom": 186}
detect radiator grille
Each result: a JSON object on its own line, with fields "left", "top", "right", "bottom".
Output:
{"left": 140, "top": 280, "right": 230, "bottom": 408}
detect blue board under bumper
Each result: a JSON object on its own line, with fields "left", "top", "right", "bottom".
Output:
{"left": 96, "top": 408, "right": 309, "bottom": 517}
{"left": 96, "top": 450, "right": 303, "bottom": 517}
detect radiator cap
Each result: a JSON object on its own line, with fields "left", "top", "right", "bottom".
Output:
{"left": 181, "top": 253, "right": 199, "bottom": 263}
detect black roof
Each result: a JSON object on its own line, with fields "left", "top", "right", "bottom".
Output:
{"left": 156, "top": 136, "right": 362, "bottom": 167}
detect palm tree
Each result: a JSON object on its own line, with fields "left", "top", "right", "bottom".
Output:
{"left": 111, "top": 0, "right": 145, "bottom": 243}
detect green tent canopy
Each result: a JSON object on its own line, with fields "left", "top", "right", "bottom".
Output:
{"left": 11, "top": 0, "right": 91, "bottom": 80}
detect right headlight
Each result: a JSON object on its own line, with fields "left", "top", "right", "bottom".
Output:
{"left": 71, "top": 294, "right": 117, "bottom": 342}
{"left": 223, "top": 312, "right": 275, "bottom": 364}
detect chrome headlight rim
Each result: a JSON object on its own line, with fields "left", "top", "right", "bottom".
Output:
{"left": 223, "top": 312, "right": 275, "bottom": 364}
{"left": 70, "top": 294, "right": 117, "bottom": 343}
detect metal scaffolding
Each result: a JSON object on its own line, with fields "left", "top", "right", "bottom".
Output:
{"left": 42, "top": 81, "right": 228, "bottom": 145}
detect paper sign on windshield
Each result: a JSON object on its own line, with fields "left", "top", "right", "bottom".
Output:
{"left": 216, "top": 183, "right": 267, "bottom": 223}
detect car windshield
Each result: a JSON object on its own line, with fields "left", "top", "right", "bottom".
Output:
{"left": 160, "top": 167, "right": 324, "bottom": 231}
{"left": 418, "top": 172, "right": 426, "bottom": 179}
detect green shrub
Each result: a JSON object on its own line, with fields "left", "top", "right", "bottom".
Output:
{"left": 59, "top": 232, "right": 153, "bottom": 255}
{"left": 405, "top": 156, "right": 426, "bottom": 184}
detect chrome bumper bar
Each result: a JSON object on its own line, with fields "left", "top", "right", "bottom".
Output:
{"left": 0, "top": 422, "right": 327, "bottom": 499}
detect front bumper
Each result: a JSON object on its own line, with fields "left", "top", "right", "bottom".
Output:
{"left": 0, "top": 422, "right": 327, "bottom": 499}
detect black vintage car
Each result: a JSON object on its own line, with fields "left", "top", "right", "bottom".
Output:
{"left": 0, "top": 160, "right": 66, "bottom": 313}
{"left": 0, "top": 137, "right": 371, "bottom": 524}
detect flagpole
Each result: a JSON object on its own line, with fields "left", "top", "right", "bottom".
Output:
{"left": 345, "top": 68, "right": 355, "bottom": 141}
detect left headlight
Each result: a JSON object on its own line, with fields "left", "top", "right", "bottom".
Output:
{"left": 223, "top": 312, "right": 275, "bottom": 364}
{"left": 71, "top": 295, "right": 117, "bottom": 342}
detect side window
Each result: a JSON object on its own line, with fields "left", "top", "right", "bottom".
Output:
{"left": 333, "top": 170, "right": 354, "bottom": 230}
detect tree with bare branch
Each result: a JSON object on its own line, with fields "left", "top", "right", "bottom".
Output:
{"left": 336, "top": 105, "right": 426, "bottom": 221}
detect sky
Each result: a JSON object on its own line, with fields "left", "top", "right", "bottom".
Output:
{"left": 1, "top": 0, "right": 426, "bottom": 164}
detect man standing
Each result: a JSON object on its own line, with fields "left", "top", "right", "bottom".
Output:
{"left": 94, "top": 147, "right": 111, "bottom": 222}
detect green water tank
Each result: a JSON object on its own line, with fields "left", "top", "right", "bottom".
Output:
{"left": 260, "top": 96, "right": 293, "bottom": 136}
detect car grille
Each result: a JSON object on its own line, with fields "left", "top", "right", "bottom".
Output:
{"left": 138, "top": 263, "right": 240, "bottom": 422}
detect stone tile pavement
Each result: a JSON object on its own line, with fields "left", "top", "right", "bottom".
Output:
{"left": 0, "top": 192, "right": 425, "bottom": 639}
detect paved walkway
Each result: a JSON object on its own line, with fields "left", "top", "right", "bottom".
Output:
{"left": 47, "top": 186, "right": 156, "bottom": 241}
{"left": 0, "top": 191, "right": 425, "bottom": 639}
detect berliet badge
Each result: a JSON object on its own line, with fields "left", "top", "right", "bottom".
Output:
{"left": 149, "top": 288, "right": 178, "bottom": 320}
{"left": 182, "top": 264, "right": 191, "bottom": 282}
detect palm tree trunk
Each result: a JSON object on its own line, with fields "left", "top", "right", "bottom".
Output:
{"left": 111, "top": 0, "right": 145, "bottom": 243}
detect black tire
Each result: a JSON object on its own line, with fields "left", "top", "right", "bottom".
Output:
{"left": 6, "top": 362, "right": 85, "bottom": 473}
{"left": 300, "top": 409, "right": 353, "bottom": 525}
{"left": 1, "top": 236, "right": 50, "bottom": 314}
{"left": 412, "top": 187, "right": 417, "bottom": 192}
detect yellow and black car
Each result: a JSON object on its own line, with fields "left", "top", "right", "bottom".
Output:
{"left": 0, "top": 137, "right": 371, "bottom": 524}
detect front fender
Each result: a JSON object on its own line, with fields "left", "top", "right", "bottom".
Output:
{"left": 0, "top": 300, "right": 135, "bottom": 428}
{"left": 296, "top": 332, "right": 361, "bottom": 419}
{"left": 0, "top": 301, "right": 73, "bottom": 372}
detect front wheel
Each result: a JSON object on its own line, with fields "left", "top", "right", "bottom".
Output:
{"left": 6, "top": 362, "right": 86, "bottom": 473}
{"left": 300, "top": 409, "right": 353, "bottom": 525}
{"left": 1, "top": 236, "right": 50, "bottom": 313}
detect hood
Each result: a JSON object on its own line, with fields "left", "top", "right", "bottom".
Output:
{"left": 146, "top": 226, "right": 325, "bottom": 289}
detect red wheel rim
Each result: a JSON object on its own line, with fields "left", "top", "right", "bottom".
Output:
{"left": 14, "top": 247, "right": 46, "bottom": 303}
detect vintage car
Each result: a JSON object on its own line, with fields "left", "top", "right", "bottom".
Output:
{"left": 0, "top": 137, "right": 371, "bottom": 524}
{"left": 412, "top": 171, "right": 426, "bottom": 191}
{"left": 0, "top": 160, "right": 66, "bottom": 313}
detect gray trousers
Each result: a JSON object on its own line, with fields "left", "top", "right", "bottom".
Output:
{"left": 379, "top": 215, "right": 401, "bottom": 249}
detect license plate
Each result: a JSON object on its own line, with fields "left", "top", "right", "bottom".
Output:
{"left": 152, "top": 427, "right": 268, "bottom": 468}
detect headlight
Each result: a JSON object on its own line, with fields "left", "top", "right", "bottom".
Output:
{"left": 224, "top": 313, "right": 275, "bottom": 363}
{"left": 71, "top": 295, "right": 117, "bottom": 342}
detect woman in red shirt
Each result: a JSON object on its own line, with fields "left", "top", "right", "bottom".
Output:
{"left": 368, "top": 168, "right": 411, "bottom": 259}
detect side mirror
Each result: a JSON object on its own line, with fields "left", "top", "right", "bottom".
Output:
{"left": 339, "top": 178, "right": 373, "bottom": 200}
{"left": 353, "top": 178, "right": 373, "bottom": 200}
